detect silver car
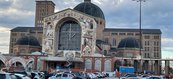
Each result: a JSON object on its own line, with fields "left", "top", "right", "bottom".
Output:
{"left": 147, "top": 76, "right": 166, "bottom": 79}
{"left": 48, "top": 72, "right": 74, "bottom": 79}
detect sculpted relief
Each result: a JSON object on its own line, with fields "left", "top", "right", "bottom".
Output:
{"left": 44, "top": 39, "right": 53, "bottom": 53}
{"left": 44, "top": 22, "right": 54, "bottom": 38}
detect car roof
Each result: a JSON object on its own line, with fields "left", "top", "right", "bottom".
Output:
{"left": 0, "top": 72, "right": 12, "bottom": 74}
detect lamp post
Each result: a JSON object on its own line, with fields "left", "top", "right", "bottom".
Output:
{"left": 132, "top": 0, "right": 146, "bottom": 73}
{"left": 132, "top": 0, "right": 146, "bottom": 59}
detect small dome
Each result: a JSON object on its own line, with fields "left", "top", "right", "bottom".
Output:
{"left": 118, "top": 37, "right": 140, "bottom": 49}
{"left": 74, "top": 0, "right": 105, "bottom": 20}
{"left": 16, "top": 36, "right": 40, "bottom": 46}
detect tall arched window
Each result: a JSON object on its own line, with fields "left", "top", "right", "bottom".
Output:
{"left": 95, "top": 60, "right": 101, "bottom": 71}
{"left": 104, "top": 60, "right": 111, "bottom": 72}
{"left": 85, "top": 59, "right": 92, "bottom": 69}
{"left": 58, "top": 21, "right": 81, "bottom": 50}
{"left": 112, "top": 38, "right": 116, "bottom": 46}
{"left": 105, "top": 38, "right": 109, "bottom": 44}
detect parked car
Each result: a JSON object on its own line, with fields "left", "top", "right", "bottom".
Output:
{"left": 93, "top": 72, "right": 104, "bottom": 78}
{"left": 48, "top": 72, "right": 75, "bottom": 79}
{"left": 0, "top": 72, "right": 14, "bottom": 79}
{"left": 147, "top": 76, "right": 166, "bottom": 79}
{"left": 141, "top": 74, "right": 149, "bottom": 79}
{"left": 72, "top": 72, "right": 86, "bottom": 79}
{"left": 13, "top": 74, "right": 31, "bottom": 79}
{"left": 48, "top": 72, "right": 63, "bottom": 79}
{"left": 120, "top": 74, "right": 140, "bottom": 79}
{"left": 31, "top": 72, "right": 44, "bottom": 79}
{"left": 61, "top": 73, "right": 75, "bottom": 79}
{"left": 89, "top": 73, "right": 98, "bottom": 79}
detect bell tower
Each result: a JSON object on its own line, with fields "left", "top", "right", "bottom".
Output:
{"left": 35, "top": 0, "right": 55, "bottom": 27}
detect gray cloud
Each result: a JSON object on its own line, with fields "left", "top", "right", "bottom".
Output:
{"left": 0, "top": 0, "right": 13, "bottom": 9}
{"left": 0, "top": 0, "right": 35, "bottom": 28}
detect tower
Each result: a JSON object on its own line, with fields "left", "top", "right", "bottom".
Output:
{"left": 35, "top": 0, "right": 55, "bottom": 27}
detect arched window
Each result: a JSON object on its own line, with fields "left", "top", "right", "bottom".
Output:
{"left": 95, "top": 60, "right": 101, "bottom": 71}
{"left": 105, "top": 38, "right": 109, "bottom": 44}
{"left": 85, "top": 59, "right": 92, "bottom": 69}
{"left": 112, "top": 38, "right": 116, "bottom": 46}
{"left": 58, "top": 21, "right": 81, "bottom": 50}
{"left": 104, "top": 60, "right": 111, "bottom": 72}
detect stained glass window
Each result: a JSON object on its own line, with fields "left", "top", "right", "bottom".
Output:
{"left": 58, "top": 21, "right": 81, "bottom": 50}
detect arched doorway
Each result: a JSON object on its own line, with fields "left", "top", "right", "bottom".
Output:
{"left": 123, "top": 59, "right": 130, "bottom": 66}
{"left": 0, "top": 60, "right": 5, "bottom": 69}
{"left": 134, "top": 60, "right": 139, "bottom": 72}
{"left": 0, "top": 54, "right": 7, "bottom": 70}
{"left": 26, "top": 58, "right": 34, "bottom": 72}
{"left": 143, "top": 60, "right": 149, "bottom": 71}
{"left": 114, "top": 60, "right": 122, "bottom": 71}
{"left": 8, "top": 57, "right": 26, "bottom": 72}
{"left": 9, "top": 62, "right": 25, "bottom": 72}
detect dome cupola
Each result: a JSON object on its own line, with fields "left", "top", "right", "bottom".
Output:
{"left": 74, "top": 0, "right": 105, "bottom": 20}
{"left": 15, "top": 36, "right": 40, "bottom": 46}
{"left": 118, "top": 37, "right": 140, "bottom": 49}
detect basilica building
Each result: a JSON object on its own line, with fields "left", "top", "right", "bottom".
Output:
{"left": 7, "top": 0, "right": 161, "bottom": 73}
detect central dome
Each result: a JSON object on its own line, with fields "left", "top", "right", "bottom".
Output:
{"left": 16, "top": 36, "right": 40, "bottom": 46}
{"left": 74, "top": 0, "right": 105, "bottom": 20}
{"left": 118, "top": 37, "right": 140, "bottom": 49}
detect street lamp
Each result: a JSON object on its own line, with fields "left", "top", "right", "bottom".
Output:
{"left": 132, "top": 0, "right": 146, "bottom": 58}
{"left": 132, "top": 0, "right": 146, "bottom": 73}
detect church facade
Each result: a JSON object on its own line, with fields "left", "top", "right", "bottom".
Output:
{"left": 7, "top": 0, "right": 162, "bottom": 73}
{"left": 40, "top": 0, "right": 161, "bottom": 72}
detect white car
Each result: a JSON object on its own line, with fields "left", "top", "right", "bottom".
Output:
{"left": 147, "top": 76, "right": 166, "bottom": 79}
{"left": 120, "top": 77, "right": 141, "bottom": 79}
{"left": 48, "top": 72, "right": 62, "bottom": 79}
{"left": 120, "top": 74, "right": 140, "bottom": 79}
{"left": 90, "top": 73, "right": 98, "bottom": 79}
{"left": 14, "top": 74, "right": 31, "bottom": 79}
{"left": 49, "top": 73, "right": 74, "bottom": 79}
{"left": 61, "top": 73, "right": 74, "bottom": 79}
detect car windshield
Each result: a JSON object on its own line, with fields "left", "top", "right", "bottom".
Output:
{"left": 56, "top": 74, "right": 61, "bottom": 77}
{"left": 0, "top": 74, "right": 6, "bottom": 79}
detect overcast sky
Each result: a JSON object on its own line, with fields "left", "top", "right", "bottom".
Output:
{"left": 0, "top": 0, "right": 173, "bottom": 58}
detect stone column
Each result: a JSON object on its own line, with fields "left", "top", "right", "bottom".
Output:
{"left": 101, "top": 57, "right": 105, "bottom": 72}
{"left": 121, "top": 59, "right": 124, "bottom": 66}
{"left": 152, "top": 61, "right": 155, "bottom": 73}
{"left": 43, "top": 61, "right": 47, "bottom": 71}
{"left": 158, "top": 61, "right": 161, "bottom": 75}
{"left": 148, "top": 60, "right": 152, "bottom": 71}
{"left": 154, "top": 60, "right": 159, "bottom": 74}
{"left": 165, "top": 60, "right": 170, "bottom": 75}
{"left": 140, "top": 60, "right": 143, "bottom": 73}
{"left": 130, "top": 59, "right": 134, "bottom": 67}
